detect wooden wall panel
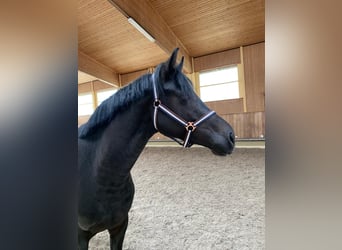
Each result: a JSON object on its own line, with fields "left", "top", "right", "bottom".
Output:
{"left": 93, "top": 80, "right": 117, "bottom": 91}
{"left": 120, "top": 69, "right": 149, "bottom": 86}
{"left": 205, "top": 98, "right": 244, "bottom": 115}
{"left": 243, "top": 42, "right": 265, "bottom": 112}
{"left": 194, "top": 48, "right": 241, "bottom": 72}
{"left": 78, "top": 80, "right": 117, "bottom": 94}
{"left": 222, "top": 111, "right": 265, "bottom": 139}
{"left": 78, "top": 82, "right": 91, "bottom": 94}
{"left": 78, "top": 50, "right": 119, "bottom": 85}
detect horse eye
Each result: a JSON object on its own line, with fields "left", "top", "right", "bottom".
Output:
{"left": 180, "top": 98, "right": 187, "bottom": 105}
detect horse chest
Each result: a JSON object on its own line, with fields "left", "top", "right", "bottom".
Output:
{"left": 98, "top": 180, "right": 135, "bottom": 214}
{"left": 79, "top": 174, "right": 135, "bottom": 232}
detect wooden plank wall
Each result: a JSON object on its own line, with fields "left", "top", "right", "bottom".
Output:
{"left": 78, "top": 50, "right": 119, "bottom": 85}
{"left": 193, "top": 48, "right": 241, "bottom": 72}
{"left": 205, "top": 98, "right": 244, "bottom": 115}
{"left": 193, "top": 42, "right": 265, "bottom": 114}
{"left": 222, "top": 111, "right": 265, "bottom": 139}
{"left": 78, "top": 80, "right": 116, "bottom": 93}
{"left": 190, "top": 42, "right": 265, "bottom": 139}
{"left": 78, "top": 82, "right": 92, "bottom": 94}
{"left": 121, "top": 69, "right": 149, "bottom": 86}
{"left": 243, "top": 43, "right": 265, "bottom": 112}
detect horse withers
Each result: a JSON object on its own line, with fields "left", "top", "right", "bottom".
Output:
{"left": 78, "top": 48, "right": 235, "bottom": 249}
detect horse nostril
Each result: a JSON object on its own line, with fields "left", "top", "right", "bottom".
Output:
{"left": 229, "top": 132, "right": 235, "bottom": 145}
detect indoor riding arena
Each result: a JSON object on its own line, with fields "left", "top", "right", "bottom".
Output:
{"left": 78, "top": 0, "right": 265, "bottom": 249}
{"left": 88, "top": 146, "right": 265, "bottom": 249}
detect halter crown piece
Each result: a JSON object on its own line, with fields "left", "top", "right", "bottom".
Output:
{"left": 151, "top": 73, "right": 216, "bottom": 148}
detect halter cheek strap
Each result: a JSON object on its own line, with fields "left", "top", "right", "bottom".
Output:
{"left": 152, "top": 73, "right": 216, "bottom": 148}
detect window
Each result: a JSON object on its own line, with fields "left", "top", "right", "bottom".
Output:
{"left": 96, "top": 89, "right": 117, "bottom": 106}
{"left": 78, "top": 93, "right": 93, "bottom": 116}
{"left": 199, "top": 66, "right": 239, "bottom": 102}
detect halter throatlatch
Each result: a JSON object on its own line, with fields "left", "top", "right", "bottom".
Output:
{"left": 152, "top": 73, "right": 216, "bottom": 148}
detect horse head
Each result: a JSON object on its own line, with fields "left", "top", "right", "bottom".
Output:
{"left": 152, "top": 48, "right": 235, "bottom": 155}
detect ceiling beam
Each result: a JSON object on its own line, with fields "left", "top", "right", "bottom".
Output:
{"left": 78, "top": 50, "right": 119, "bottom": 86}
{"left": 108, "top": 0, "right": 193, "bottom": 73}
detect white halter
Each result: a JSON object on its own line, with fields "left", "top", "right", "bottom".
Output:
{"left": 151, "top": 73, "right": 216, "bottom": 148}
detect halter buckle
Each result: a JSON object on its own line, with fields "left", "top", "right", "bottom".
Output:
{"left": 185, "top": 122, "right": 196, "bottom": 132}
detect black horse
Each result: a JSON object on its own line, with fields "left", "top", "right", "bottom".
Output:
{"left": 78, "top": 48, "right": 235, "bottom": 249}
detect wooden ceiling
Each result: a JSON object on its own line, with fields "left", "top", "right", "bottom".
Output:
{"left": 78, "top": 0, "right": 264, "bottom": 84}
{"left": 78, "top": 0, "right": 168, "bottom": 75}
{"left": 151, "top": 0, "right": 265, "bottom": 57}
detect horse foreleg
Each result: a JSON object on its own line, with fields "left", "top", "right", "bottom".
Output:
{"left": 108, "top": 216, "right": 129, "bottom": 250}
{"left": 78, "top": 227, "right": 96, "bottom": 250}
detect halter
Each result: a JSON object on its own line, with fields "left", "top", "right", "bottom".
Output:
{"left": 152, "top": 73, "right": 216, "bottom": 148}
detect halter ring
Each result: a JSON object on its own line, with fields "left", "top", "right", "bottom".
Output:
{"left": 185, "top": 122, "right": 196, "bottom": 132}
{"left": 153, "top": 99, "right": 161, "bottom": 107}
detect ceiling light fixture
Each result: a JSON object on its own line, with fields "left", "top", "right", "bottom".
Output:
{"left": 128, "top": 17, "right": 156, "bottom": 43}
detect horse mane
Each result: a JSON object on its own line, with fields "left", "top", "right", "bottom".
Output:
{"left": 78, "top": 73, "right": 155, "bottom": 138}
{"left": 78, "top": 62, "right": 193, "bottom": 139}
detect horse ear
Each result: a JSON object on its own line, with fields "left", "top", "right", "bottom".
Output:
{"left": 166, "top": 48, "right": 179, "bottom": 72}
{"left": 176, "top": 56, "right": 184, "bottom": 72}
{"left": 157, "top": 48, "right": 179, "bottom": 83}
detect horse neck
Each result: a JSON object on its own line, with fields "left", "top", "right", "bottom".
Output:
{"left": 96, "top": 96, "right": 155, "bottom": 177}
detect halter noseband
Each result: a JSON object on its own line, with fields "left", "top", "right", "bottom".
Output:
{"left": 152, "top": 73, "right": 216, "bottom": 148}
